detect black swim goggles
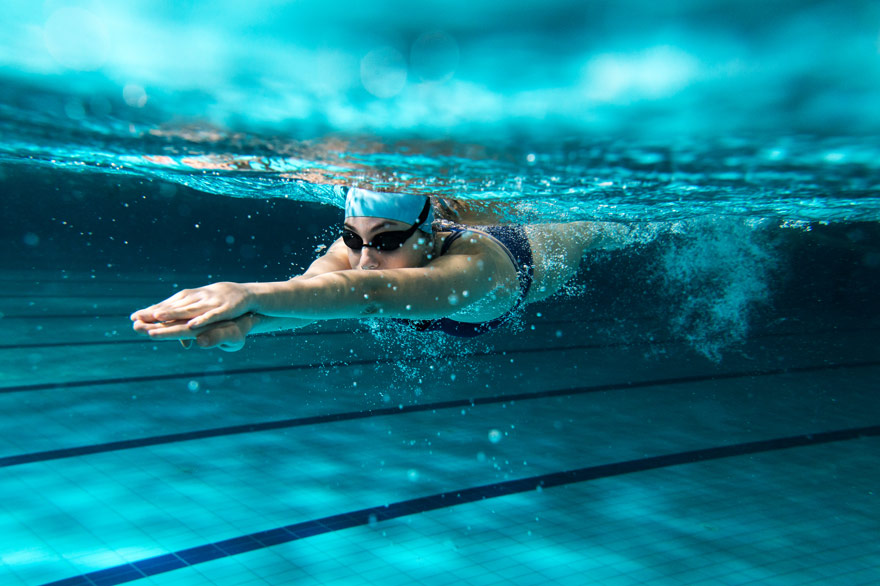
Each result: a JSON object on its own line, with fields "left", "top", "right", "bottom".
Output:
{"left": 342, "top": 198, "right": 431, "bottom": 252}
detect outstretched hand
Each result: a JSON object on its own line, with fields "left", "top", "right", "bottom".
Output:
{"left": 130, "top": 282, "right": 255, "bottom": 329}
{"left": 132, "top": 313, "right": 254, "bottom": 352}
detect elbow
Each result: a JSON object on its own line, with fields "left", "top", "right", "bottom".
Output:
{"left": 358, "top": 276, "right": 433, "bottom": 318}
{"left": 360, "top": 282, "right": 393, "bottom": 317}
{"left": 351, "top": 276, "right": 394, "bottom": 317}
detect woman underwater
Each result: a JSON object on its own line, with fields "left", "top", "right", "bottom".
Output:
{"left": 131, "top": 187, "right": 622, "bottom": 350}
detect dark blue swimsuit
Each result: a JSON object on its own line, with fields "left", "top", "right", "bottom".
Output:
{"left": 400, "top": 224, "right": 535, "bottom": 337}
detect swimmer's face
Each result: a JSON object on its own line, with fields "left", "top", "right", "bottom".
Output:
{"left": 343, "top": 217, "right": 432, "bottom": 270}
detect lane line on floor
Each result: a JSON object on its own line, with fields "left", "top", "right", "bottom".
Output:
{"left": 39, "top": 424, "right": 880, "bottom": 586}
{"left": 0, "top": 319, "right": 869, "bottom": 350}
{"left": 4, "top": 360, "right": 878, "bottom": 468}
{"left": 3, "top": 321, "right": 879, "bottom": 392}
{"left": 0, "top": 337, "right": 656, "bottom": 393}
{"left": 0, "top": 294, "right": 170, "bottom": 299}
{"left": 1, "top": 314, "right": 137, "bottom": 319}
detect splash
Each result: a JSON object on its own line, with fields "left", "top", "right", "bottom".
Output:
{"left": 657, "top": 218, "right": 777, "bottom": 361}
{"left": 362, "top": 318, "right": 495, "bottom": 392}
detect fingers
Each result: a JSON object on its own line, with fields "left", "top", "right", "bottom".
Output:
{"left": 132, "top": 318, "right": 245, "bottom": 351}
{"left": 133, "top": 320, "right": 198, "bottom": 340}
{"left": 132, "top": 319, "right": 156, "bottom": 334}
{"left": 133, "top": 319, "right": 185, "bottom": 335}
{"left": 131, "top": 307, "right": 163, "bottom": 323}
{"left": 153, "top": 303, "right": 214, "bottom": 322}
{"left": 130, "top": 290, "right": 194, "bottom": 322}
{"left": 187, "top": 306, "right": 232, "bottom": 329}
{"left": 132, "top": 283, "right": 252, "bottom": 327}
{"left": 132, "top": 284, "right": 250, "bottom": 351}
{"left": 132, "top": 301, "right": 205, "bottom": 323}
{"left": 133, "top": 295, "right": 225, "bottom": 323}
{"left": 150, "top": 294, "right": 213, "bottom": 321}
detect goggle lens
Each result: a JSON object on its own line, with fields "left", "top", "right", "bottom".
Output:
{"left": 342, "top": 198, "right": 431, "bottom": 253}
{"left": 342, "top": 229, "right": 410, "bottom": 251}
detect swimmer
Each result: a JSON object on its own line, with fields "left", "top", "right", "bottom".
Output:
{"left": 130, "top": 187, "right": 624, "bottom": 351}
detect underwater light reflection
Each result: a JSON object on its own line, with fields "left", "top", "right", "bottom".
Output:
{"left": 43, "top": 6, "right": 110, "bottom": 71}
{"left": 582, "top": 46, "right": 700, "bottom": 103}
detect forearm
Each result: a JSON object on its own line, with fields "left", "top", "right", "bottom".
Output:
{"left": 244, "top": 312, "right": 315, "bottom": 335}
{"left": 245, "top": 270, "right": 450, "bottom": 321}
{"left": 247, "top": 273, "right": 387, "bottom": 320}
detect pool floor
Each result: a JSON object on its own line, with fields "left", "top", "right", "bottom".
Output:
{"left": 1, "top": 270, "right": 878, "bottom": 585}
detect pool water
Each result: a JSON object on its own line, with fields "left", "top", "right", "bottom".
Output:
{"left": 2, "top": 1, "right": 880, "bottom": 584}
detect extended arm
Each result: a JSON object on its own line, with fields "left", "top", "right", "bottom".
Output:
{"left": 133, "top": 232, "right": 519, "bottom": 335}
{"left": 247, "top": 251, "right": 510, "bottom": 321}
{"left": 132, "top": 240, "right": 353, "bottom": 346}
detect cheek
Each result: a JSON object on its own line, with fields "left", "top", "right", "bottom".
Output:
{"left": 347, "top": 248, "right": 410, "bottom": 269}
{"left": 403, "top": 238, "right": 432, "bottom": 264}
{"left": 380, "top": 251, "right": 415, "bottom": 269}
{"left": 381, "top": 242, "right": 427, "bottom": 269}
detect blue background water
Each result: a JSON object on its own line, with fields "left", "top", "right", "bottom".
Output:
{"left": 3, "top": 0, "right": 880, "bottom": 137}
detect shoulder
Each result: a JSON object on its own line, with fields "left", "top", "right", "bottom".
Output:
{"left": 299, "top": 237, "right": 352, "bottom": 278}
{"left": 438, "top": 228, "right": 504, "bottom": 257}
{"left": 432, "top": 228, "right": 518, "bottom": 280}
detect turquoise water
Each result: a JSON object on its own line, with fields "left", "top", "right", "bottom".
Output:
{"left": 2, "top": 2, "right": 879, "bottom": 585}
{"left": 3, "top": 1, "right": 879, "bottom": 223}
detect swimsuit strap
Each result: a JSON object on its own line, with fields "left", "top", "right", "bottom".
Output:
{"left": 438, "top": 223, "right": 533, "bottom": 303}
{"left": 398, "top": 223, "right": 534, "bottom": 337}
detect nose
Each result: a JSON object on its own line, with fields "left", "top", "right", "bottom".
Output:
{"left": 358, "top": 247, "right": 381, "bottom": 270}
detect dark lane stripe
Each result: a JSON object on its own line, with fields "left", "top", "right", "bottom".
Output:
{"left": 3, "top": 311, "right": 879, "bottom": 392}
{"left": 5, "top": 360, "right": 878, "bottom": 468}
{"left": 0, "top": 277, "right": 196, "bottom": 284}
{"left": 0, "top": 357, "right": 374, "bottom": 393}
{"left": 1, "top": 314, "right": 132, "bottom": 319}
{"left": 40, "top": 425, "right": 880, "bottom": 586}
{"left": 0, "top": 339, "right": 156, "bottom": 349}
{"left": 0, "top": 315, "right": 595, "bottom": 344}
{"left": 2, "top": 320, "right": 877, "bottom": 385}
{"left": 0, "top": 339, "right": 632, "bottom": 393}
{"left": 0, "top": 291, "right": 165, "bottom": 302}
{"left": 1, "top": 321, "right": 873, "bottom": 352}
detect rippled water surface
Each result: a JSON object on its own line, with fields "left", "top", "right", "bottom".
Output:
{"left": 2, "top": 88, "right": 879, "bottom": 224}
{"left": 2, "top": 0, "right": 879, "bottom": 223}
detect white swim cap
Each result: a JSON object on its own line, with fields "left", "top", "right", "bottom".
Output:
{"left": 345, "top": 187, "right": 433, "bottom": 233}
